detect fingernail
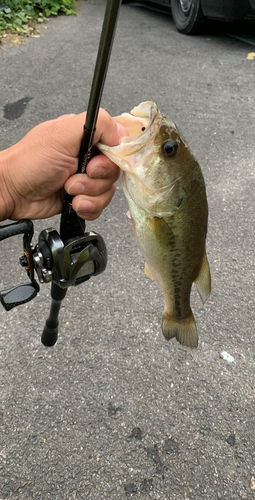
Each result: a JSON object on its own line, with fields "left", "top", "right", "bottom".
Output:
{"left": 89, "top": 166, "right": 106, "bottom": 178}
{"left": 67, "top": 182, "right": 84, "bottom": 195}
{"left": 76, "top": 200, "right": 93, "bottom": 212}
{"left": 117, "top": 123, "right": 128, "bottom": 137}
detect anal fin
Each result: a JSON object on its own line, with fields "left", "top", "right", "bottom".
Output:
{"left": 145, "top": 262, "right": 154, "bottom": 280}
{"left": 194, "top": 251, "right": 211, "bottom": 304}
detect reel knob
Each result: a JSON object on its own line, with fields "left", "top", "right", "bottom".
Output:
{"left": 0, "top": 283, "right": 38, "bottom": 311}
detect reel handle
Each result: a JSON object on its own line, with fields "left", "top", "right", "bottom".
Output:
{"left": 0, "top": 219, "right": 33, "bottom": 241}
{"left": 0, "top": 220, "right": 39, "bottom": 311}
{"left": 0, "top": 283, "right": 38, "bottom": 311}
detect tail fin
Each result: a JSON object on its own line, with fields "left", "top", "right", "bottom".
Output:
{"left": 162, "top": 309, "right": 198, "bottom": 348}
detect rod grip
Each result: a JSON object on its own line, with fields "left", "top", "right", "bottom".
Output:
{"left": 41, "top": 317, "right": 59, "bottom": 347}
{"left": 41, "top": 284, "right": 67, "bottom": 347}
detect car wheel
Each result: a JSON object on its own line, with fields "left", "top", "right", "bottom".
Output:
{"left": 171, "top": 0, "right": 205, "bottom": 34}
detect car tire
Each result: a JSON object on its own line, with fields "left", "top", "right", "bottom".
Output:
{"left": 171, "top": 0, "right": 205, "bottom": 35}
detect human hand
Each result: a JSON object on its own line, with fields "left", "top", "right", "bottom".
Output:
{"left": 0, "top": 109, "right": 126, "bottom": 222}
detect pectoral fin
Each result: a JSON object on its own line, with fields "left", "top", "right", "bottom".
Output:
{"left": 194, "top": 251, "right": 211, "bottom": 304}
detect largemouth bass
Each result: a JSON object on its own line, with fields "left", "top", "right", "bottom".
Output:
{"left": 97, "top": 101, "right": 211, "bottom": 348}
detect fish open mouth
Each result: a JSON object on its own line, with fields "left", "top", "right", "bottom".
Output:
{"left": 116, "top": 101, "right": 159, "bottom": 147}
{"left": 96, "top": 101, "right": 160, "bottom": 171}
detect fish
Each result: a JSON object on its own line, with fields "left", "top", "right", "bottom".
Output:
{"left": 97, "top": 101, "right": 211, "bottom": 348}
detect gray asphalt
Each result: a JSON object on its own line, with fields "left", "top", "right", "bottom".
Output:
{"left": 0, "top": 1, "right": 255, "bottom": 498}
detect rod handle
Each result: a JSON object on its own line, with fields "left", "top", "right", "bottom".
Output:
{"left": 41, "top": 318, "right": 59, "bottom": 347}
{"left": 41, "top": 283, "right": 67, "bottom": 347}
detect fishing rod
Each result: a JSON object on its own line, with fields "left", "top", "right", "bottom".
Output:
{"left": 0, "top": 0, "right": 122, "bottom": 346}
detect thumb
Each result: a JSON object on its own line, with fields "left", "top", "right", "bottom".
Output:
{"left": 49, "top": 109, "right": 127, "bottom": 157}
{"left": 93, "top": 108, "right": 127, "bottom": 147}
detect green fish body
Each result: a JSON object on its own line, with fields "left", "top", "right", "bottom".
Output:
{"left": 97, "top": 102, "right": 211, "bottom": 348}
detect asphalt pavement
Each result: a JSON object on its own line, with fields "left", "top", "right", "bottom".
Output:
{"left": 0, "top": 1, "right": 255, "bottom": 498}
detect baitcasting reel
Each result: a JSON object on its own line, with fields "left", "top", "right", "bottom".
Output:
{"left": 0, "top": 214, "right": 107, "bottom": 348}
{"left": 0, "top": 218, "right": 107, "bottom": 312}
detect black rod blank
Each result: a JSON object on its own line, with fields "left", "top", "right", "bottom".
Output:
{"left": 77, "top": 0, "right": 122, "bottom": 174}
{"left": 59, "top": 0, "right": 122, "bottom": 241}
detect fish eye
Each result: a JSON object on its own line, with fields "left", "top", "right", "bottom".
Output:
{"left": 162, "top": 140, "right": 178, "bottom": 158}
{"left": 141, "top": 127, "right": 146, "bottom": 131}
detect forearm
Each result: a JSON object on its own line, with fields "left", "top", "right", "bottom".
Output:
{"left": 0, "top": 148, "right": 15, "bottom": 222}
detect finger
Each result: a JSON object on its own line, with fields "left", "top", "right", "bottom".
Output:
{"left": 86, "top": 153, "right": 120, "bottom": 179}
{"left": 65, "top": 154, "right": 120, "bottom": 187}
{"left": 65, "top": 159, "right": 120, "bottom": 197}
{"left": 72, "top": 185, "right": 116, "bottom": 221}
{"left": 66, "top": 173, "right": 118, "bottom": 197}
{"left": 49, "top": 109, "right": 127, "bottom": 160}
{"left": 93, "top": 108, "right": 127, "bottom": 146}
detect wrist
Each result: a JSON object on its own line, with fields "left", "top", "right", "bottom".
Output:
{"left": 0, "top": 148, "right": 15, "bottom": 221}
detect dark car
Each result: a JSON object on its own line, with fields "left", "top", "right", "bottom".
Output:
{"left": 123, "top": 0, "right": 255, "bottom": 34}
